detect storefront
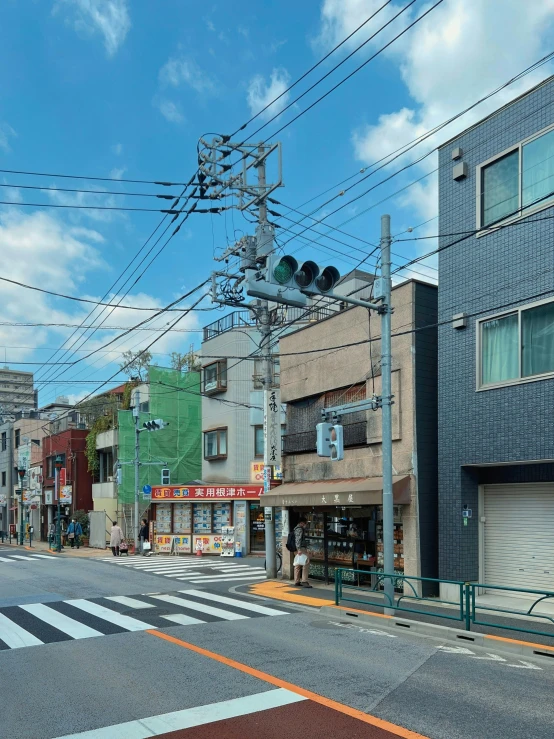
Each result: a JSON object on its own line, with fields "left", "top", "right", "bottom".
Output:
{"left": 260, "top": 475, "right": 411, "bottom": 585}
{"left": 150, "top": 484, "right": 267, "bottom": 554}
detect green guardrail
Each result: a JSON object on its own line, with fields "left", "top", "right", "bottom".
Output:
{"left": 469, "top": 582, "right": 554, "bottom": 639}
{"left": 334, "top": 568, "right": 554, "bottom": 639}
{"left": 334, "top": 568, "right": 466, "bottom": 625}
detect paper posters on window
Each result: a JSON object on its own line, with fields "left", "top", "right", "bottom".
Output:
{"left": 264, "top": 388, "right": 281, "bottom": 469}
{"left": 60, "top": 486, "right": 72, "bottom": 504}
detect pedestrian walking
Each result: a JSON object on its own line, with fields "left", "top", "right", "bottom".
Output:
{"left": 293, "top": 516, "right": 312, "bottom": 588}
{"left": 139, "top": 518, "right": 149, "bottom": 556}
{"left": 66, "top": 518, "right": 83, "bottom": 549}
{"left": 110, "top": 521, "right": 124, "bottom": 557}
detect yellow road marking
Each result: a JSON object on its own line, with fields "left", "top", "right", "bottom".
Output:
{"left": 249, "top": 581, "right": 335, "bottom": 607}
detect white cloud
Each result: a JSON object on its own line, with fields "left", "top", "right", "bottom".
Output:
{"left": 0, "top": 122, "right": 16, "bottom": 152}
{"left": 43, "top": 184, "right": 123, "bottom": 222}
{"left": 109, "top": 167, "right": 126, "bottom": 180}
{"left": 155, "top": 98, "right": 185, "bottom": 124}
{"left": 53, "top": 0, "right": 131, "bottom": 57}
{"left": 246, "top": 68, "right": 290, "bottom": 120}
{"left": 112, "top": 142, "right": 123, "bottom": 156}
{"left": 318, "top": 0, "right": 554, "bottom": 229}
{"left": 159, "top": 57, "right": 215, "bottom": 94}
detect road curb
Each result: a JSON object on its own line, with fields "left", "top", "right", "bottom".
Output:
{"left": 320, "top": 605, "right": 554, "bottom": 663}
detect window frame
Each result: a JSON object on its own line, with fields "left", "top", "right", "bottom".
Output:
{"left": 203, "top": 360, "right": 227, "bottom": 395}
{"left": 14, "top": 429, "right": 20, "bottom": 449}
{"left": 476, "top": 295, "right": 554, "bottom": 390}
{"left": 203, "top": 427, "right": 228, "bottom": 460}
{"left": 476, "top": 122, "right": 554, "bottom": 234}
{"left": 1, "top": 471, "right": 5, "bottom": 487}
{"left": 254, "top": 425, "right": 264, "bottom": 457}
{"left": 1, "top": 432, "right": 6, "bottom": 452}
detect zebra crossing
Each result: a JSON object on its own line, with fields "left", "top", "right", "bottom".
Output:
{"left": 0, "top": 589, "right": 288, "bottom": 651}
{"left": 100, "top": 555, "right": 268, "bottom": 584}
{"left": 0, "top": 549, "right": 57, "bottom": 563}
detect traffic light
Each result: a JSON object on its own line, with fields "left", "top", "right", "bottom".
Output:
{"left": 143, "top": 419, "right": 169, "bottom": 431}
{"left": 316, "top": 422, "right": 333, "bottom": 457}
{"left": 330, "top": 425, "right": 344, "bottom": 462}
{"left": 245, "top": 255, "right": 342, "bottom": 308}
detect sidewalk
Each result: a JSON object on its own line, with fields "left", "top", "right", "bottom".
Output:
{"left": 0, "top": 538, "right": 106, "bottom": 558}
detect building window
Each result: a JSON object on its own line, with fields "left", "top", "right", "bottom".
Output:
{"left": 254, "top": 426, "right": 264, "bottom": 457}
{"left": 46, "top": 457, "right": 54, "bottom": 478}
{"left": 203, "top": 428, "right": 227, "bottom": 460}
{"left": 478, "top": 298, "right": 554, "bottom": 388}
{"left": 1, "top": 471, "right": 5, "bottom": 486}
{"left": 14, "top": 429, "right": 20, "bottom": 449}
{"left": 1, "top": 432, "right": 5, "bottom": 451}
{"left": 203, "top": 360, "right": 227, "bottom": 394}
{"left": 478, "top": 125, "right": 554, "bottom": 229}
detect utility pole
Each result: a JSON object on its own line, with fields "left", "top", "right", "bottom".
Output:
{"left": 133, "top": 389, "right": 140, "bottom": 552}
{"left": 257, "top": 144, "right": 277, "bottom": 580}
{"left": 379, "top": 214, "right": 395, "bottom": 612}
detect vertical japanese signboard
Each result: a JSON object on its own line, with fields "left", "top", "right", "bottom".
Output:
{"left": 264, "top": 386, "right": 281, "bottom": 475}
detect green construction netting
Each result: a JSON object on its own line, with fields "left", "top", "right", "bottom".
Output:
{"left": 117, "top": 366, "right": 201, "bottom": 505}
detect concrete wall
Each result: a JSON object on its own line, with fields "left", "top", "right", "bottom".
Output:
{"left": 437, "top": 76, "right": 554, "bottom": 581}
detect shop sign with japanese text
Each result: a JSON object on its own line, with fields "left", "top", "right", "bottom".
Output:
{"left": 264, "top": 388, "right": 282, "bottom": 468}
{"left": 151, "top": 485, "right": 264, "bottom": 500}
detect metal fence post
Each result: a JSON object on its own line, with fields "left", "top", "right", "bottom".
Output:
{"left": 335, "top": 570, "right": 339, "bottom": 605}
{"left": 464, "top": 583, "right": 471, "bottom": 631}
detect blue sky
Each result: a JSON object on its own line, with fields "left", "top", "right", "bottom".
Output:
{"left": 1, "top": 0, "right": 554, "bottom": 407}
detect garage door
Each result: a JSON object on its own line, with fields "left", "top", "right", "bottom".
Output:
{"left": 484, "top": 483, "right": 554, "bottom": 591}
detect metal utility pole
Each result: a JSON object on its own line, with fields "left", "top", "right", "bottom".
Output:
{"left": 379, "top": 214, "right": 394, "bottom": 612}
{"left": 133, "top": 390, "right": 140, "bottom": 552}
{"left": 257, "top": 144, "right": 277, "bottom": 580}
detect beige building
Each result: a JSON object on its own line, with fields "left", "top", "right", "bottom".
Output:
{"left": 261, "top": 280, "right": 438, "bottom": 589}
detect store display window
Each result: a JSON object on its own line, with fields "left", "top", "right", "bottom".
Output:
{"left": 154, "top": 501, "right": 232, "bottom": 536}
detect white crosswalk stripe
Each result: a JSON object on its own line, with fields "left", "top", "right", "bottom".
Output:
{"left": 20, "top": 603, "right": 103, "bottom": 639}
{"left": 149, "top": 594, "right": 249, "bottom": 621}
{"left": 99, "top": 555, "right": 268, "bottom": 584}
{"left": 0, "top": 589, "right": 289, "bottom": 651}
{"left": 64, "top": 600, "right": 154, "bottom": 631}
{"left": 0, "top": 553, "right": 57, "bottom": 563}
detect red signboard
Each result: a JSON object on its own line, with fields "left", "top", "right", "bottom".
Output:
{"left": 59, "top": 468, "right": 66, "bottom": 487}
{"left": 151, "top": 485, "right": 264, "bottom": 501}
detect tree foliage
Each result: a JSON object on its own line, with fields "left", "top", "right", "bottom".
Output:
{"left": 170, "top": 347, "right": 201, "bottom": 372}
{"left": 119, "top": 350, "right": 153, "bottom": 381}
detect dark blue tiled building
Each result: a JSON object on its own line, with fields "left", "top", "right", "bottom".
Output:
{"left": 438, "top": 77, "right": 554, "bottom": 596}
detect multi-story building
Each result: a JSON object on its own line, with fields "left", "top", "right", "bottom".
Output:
{"left": 200, "top": 270, "right": 377, "bottom": 555}
{"left": 261, "top": 279, "right": 438, "bottom": 587}
{"left": 0, "top": 368, "right": 37, "bottom": 413}
{"left": 437, "top": 76, "right": 554, "bottom": 598}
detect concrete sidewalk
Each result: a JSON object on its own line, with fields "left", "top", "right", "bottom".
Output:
{"left": 0, "top": 538, "right": 107, "bottom": 558}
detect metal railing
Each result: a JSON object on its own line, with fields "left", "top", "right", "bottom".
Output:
{"left": 334, "top": 568, "right": 554, "bottom": 639}
{"left": 334, "top": 568, "right": 466, "bottom": 625}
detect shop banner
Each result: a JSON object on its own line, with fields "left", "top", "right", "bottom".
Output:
{"left": 60, "top": 486, "right": 72, "bottom": 504}
{"left": 264, "top": 388, "right": 282, "bottom": 468}
{"left": 251, "top": 462, "right": 264, "bottom": 483}
{"left": 234, "top": 500, "right": 247, "bottom": 555}
{"left": 152, "top": 485, "right": 264, "bottom": 500}
{"left": 44, "top": 490, "right": 53, "bottom": 505}
{"left": 193, "top": 534, "right": 226, "bottom": 554}
{"left": 154, "top": 535, "right": 192, "bottom": 553}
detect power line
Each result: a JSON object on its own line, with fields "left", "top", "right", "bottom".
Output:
{"left": 0, "top": 199, "right": 209, "bottom": 214}
{"left": 0, "top": 168, "right": 190, "bottom": 187}
{"left": 0, "top": 182, "right": 188, "bottom": 200}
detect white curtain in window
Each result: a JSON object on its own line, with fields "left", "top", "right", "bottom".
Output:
{"left": 219, "top": 431, "right": 227, "bottom": 456}
{"left": 523, "top": 129, "right": 554, "bottom": 209}
{"left": 481, "top": 314, "right": 518, "bottom": 385}
{"left": 522, "top": 302, "right": 554, "bottom": 377}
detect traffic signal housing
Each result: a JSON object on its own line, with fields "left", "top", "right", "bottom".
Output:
{"left": 143, "top": 419, "right": 169, "bottom": 431}
{"left": 329, "top": 424, "right": 344, "bottom": 462}
{"left": 316, "top": 422, "right": 333, "bottom": 457}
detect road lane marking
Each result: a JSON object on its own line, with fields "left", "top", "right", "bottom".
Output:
{"left": 177, "top": 576, "right": 266, "bottom": 583}
{"left": 51, "top": 689, "right": 305, "bottom": 738}
{"left": 104, "top": 596, "right": 156, "bottom": 609}
{"left": 148, "top": 594, "right": 248, "bottom": 621}
{"left": 250, "top": 581, "right": 334, "bottom": 607}
{"left": 20, "top": 603, "right": 103, "bottom": 639}
{"left": 29, "top": 554, "right": 57, "bottom": 560}
{"left": 0, "top": 557, "right": 15, "bottom": 562}
{"left": 161, "top": 614, "right": 205, "bottom": 626}
{"left": 0, "top": 613, "right": 43, "bottom": 648}
{"left": 179, "top": 590, "right": 288, "bottom": 616}
{"left": 147, "top": 630, "right": 430, "bottom": 739}
{"left": 65, "top": 600, "right": 154, "bottom": 631}
{"left": 8, "top": 554, "right": 34, "bottom": 561}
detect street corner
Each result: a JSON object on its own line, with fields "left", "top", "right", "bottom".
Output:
{"left": 247, "top": 579, "right": 336, "bottom": 608}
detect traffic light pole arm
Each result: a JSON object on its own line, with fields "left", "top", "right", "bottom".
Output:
{"left": 301, "top": 289, "right": 382, "bottom": 312}
{"left": 321, "top": 397, "right": 383, "bottom": 421}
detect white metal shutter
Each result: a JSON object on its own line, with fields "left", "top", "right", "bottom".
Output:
{"left": 483, "top": 483, "right": 554, "bottom": 590}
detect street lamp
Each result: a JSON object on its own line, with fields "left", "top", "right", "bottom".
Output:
{"left": 16, "top": 466, "right": 25, "bottom": 546}
{"left": 54, "top": 455, "right": 63, "bottom": 553}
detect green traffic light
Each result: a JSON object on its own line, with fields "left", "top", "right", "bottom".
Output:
{"left": 273, "top": 260, "right": 294, "bottom": 284}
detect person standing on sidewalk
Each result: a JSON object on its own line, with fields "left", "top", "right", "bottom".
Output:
{"left": 66, "top": 519, "right": 83, "bottom": 549}
{"left": 110, "top": 521, "right": 123, "bottom": 557}
{"left": 139, "top": 518, "right": 149, "bottom": 556}
{"left": 293, "top": 517, "right": 312, "bottom": 588}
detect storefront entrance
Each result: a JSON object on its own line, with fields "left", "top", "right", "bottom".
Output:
{"left": 250, "top": 503, "right": 265, "bottom": 551}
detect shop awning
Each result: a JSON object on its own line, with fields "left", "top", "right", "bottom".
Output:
{"left": 259, "top": 475, "right": 412, "bottom": 508}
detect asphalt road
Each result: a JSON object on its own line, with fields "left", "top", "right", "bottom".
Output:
{"left": 1, "top": 552, "right": 554, "bottom": 739}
